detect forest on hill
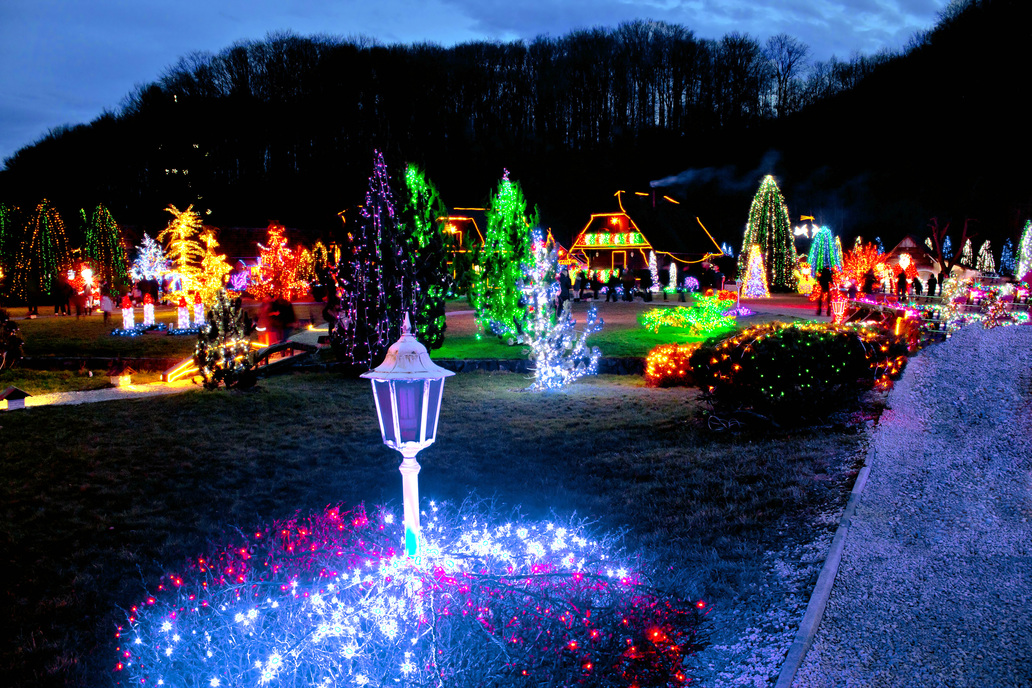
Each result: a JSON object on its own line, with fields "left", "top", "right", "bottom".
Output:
{"left": 0, "top": 0, "right": 1028, "bottom": 254}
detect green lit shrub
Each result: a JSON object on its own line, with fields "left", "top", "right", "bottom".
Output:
{"left": 689, "top": 321, "right": 908, "bottom": 420}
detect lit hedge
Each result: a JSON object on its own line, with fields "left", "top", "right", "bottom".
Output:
{"left": 688, "top": 321, "right": 908, "bottom": 418}
{"left": 645, "top": 343, "right": 702, "bottom": 387}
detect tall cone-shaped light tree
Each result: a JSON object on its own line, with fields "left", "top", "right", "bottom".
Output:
{"left": 472, "top": 170, "right": 536, "bottom": 341}
{"left": 740, "top": 175, "right": 795, "bottom": 291}
{"left": 83, "top": 204, "right": 130, "bottom": 287}
{"left": 197, "top": 231, "right": 233, "bottom": 305}
{"left": 331, "top": 149, "right": 404, "bottom": 372}
{"left": 12, "top": 199, "right": 72, "bottom": 302}
{"left": 1015, "top": 221, "right": 1032, "bottom": 279}
{"left": 399, "top": 164, "right": 449, "bottom": 349}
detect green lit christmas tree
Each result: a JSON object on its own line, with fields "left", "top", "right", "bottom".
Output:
{"left": 399, "top": 164, "right": 449, "bottom": 349}
{"left": 83, "top": 204, "right": 130, "bottom": 288}
{"left": 740, "top": 175, "right": 796, "bottom": 291}
{"left": 472, "top": 170, "right": 536, "bottom": 341}
{"left": 0, "top": 204, "right": 15, "bottom": 293}
{"left": 12, "top": 199, "right": 72, "bottom": 303}
{"left": 194, "top": 288, "right": 257, "bottom": 390}
{"left": 1017, "top": 220, "right": 1032, "bottom": 279}
{"left": 807, "top": 226, "right": 842, "bottom": 273}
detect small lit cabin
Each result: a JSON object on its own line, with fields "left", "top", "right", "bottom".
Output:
{"left": 437, "top": 208, "right": 486, "bottom": 275}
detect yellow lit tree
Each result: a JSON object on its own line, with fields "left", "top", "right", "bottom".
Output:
{"left": 197, "top": 230, "right": 233, "bottom": 305}
{"left": 157, "top": 204, "right": 204, "bottom": 296}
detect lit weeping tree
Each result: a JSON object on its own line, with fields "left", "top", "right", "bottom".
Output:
{"left": 399, "top": 163, "right": 449, "bottom": 349}
{"left": 158, "top": 204, "right": 204, "bottom": 295}
{"left": 1017, "top": 220, "right": 1032, "bottom": 279}
{"left": 976, "top": 240, "right": 995, "bottom": 273}
{"left": 808, "top": 226, "right": 843, "bottom": 273}
{"left": 472, "top": 170, "right": 536, "bottom": 341}
{"left": 197, "top": 230, "right": 233, "bottom": 305}
{"left": 740, "top": 175, "right": 796, "bottom": 291}
{"left": 521, "top": 230, "right": 603, "bottom": 391}
{"left": 194, "top": 288, "right": 257, "bottom": 389}
{"left": 960, "top": 238, "right": 974, "bottom": 267}
{"left": 12, "top": 199, "right": 72, "bottom": 303}
{"left": 331, "top": 149, "right": 404, "bottom": 372}
{"left": 741, "top": 243, "right": 771, "bottom": 298}
{"left": 82, "top": 204, "right": 130, "bottom": 288}
{"left": 999, "top": 239, "right": 1015, "bottom": 276}
{"left": 130, "top": 233, "right": 170, "bottom": 282}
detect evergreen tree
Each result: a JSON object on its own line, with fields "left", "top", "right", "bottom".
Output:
{"left": 960, "top": 238, "right": 974, "bottom": 267}
{"left": 197, "top": 231, "right": 233, "bottom": 305}
{"left": 130, "top": 232, "right": 171, "bottom": 281}
{"left": 12, "top": 199, "right": 72, "bottom": 303}
{"left": 741, "top": 243, "right": 770, "bottom": 298}
{"left": 83, "top": 204, "right": 130, "bottom": 288}
{"left": 740, "top": 175, "right": 795, "bottom": 291}
{"left": 195, "top": 288, "right": 257, "bottom": 389}
{"left": 331, "top": 149, "right": 404, "bottom": 371}
{"left": 521, "top": 230, "right": 602, "bottom": 391}
{"left": 976, "top": 240, "right": 995, "bottom": 273}
{"left": 472, "top": 170, "right": 536, "bottom": 340}
{"left": 1017, "top": 221, "right": 1032, "bottom": 279}
{"left": 399, "top": 164, "right": 449, "bottom": 349}
{"left": 0, "top": 204, "right": 16, "bottom": 293}
{"left": 807, "top": 227, "right": 842, "bottom": 273}
{"left": 999, "top": 238, "right": 1015, "bottom": 276}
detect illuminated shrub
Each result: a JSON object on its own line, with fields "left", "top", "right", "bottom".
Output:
{"left": 116, "top": 502, "right": 707, "bottom": 688}
{"left": 645, "top": 343, "right": 701, "bottom": 387}
{"left": 689, "top": 322, "right": 908, "bottom": 419}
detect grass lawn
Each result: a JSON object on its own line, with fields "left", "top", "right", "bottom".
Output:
{"left": 0, "top": 371, "right": 870, "bottom": 687}
{"left": 0, "top": 369, "right": 163, "bottom": 395}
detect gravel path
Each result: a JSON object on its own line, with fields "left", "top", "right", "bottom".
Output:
{"left": 794, "top": 324, "right": 1032, "bottom": 687}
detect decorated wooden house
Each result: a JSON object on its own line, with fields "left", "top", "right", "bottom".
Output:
{"left": 436, "top": 208, "right": 486, "bottom": 275}
{"left": 567, "top": 191, "right": 723, "bottom": 285}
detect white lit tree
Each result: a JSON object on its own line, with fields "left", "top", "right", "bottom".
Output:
{"left": 742, "top": 244, "right": 770, "bottom": 298}
{"left": 648, "top": 251, "right": 660, "bottom": 293}
{"left": 520, "top": 231, "right": 603, "bottom": 391}
{"left": 130, "top": 232, "right": 170, "bottom": 281}
{"left": 960, "top": 238, "right": 974, "bottom": 267}
{"left": 976, "top": 240, "right": 995, "bottom": 273}
{"left": 1017, "top": 220, "right": 1032, "bottom": 279}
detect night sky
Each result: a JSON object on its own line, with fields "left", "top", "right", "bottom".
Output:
{"left": 0, "top": 0, "right": 949, "bottom": 165}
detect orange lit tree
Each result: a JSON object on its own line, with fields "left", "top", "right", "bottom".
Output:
{"left": 837, "top": 242, "right": 886, "bottom": 294}
{"left": 197, "top": 230, "right": 233, "bottom": 305}
{"left": 158, "top": 204, "right": 204, "bottom": 296}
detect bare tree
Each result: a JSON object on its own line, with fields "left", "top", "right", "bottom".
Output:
{"left": 927, "top": 217, "right": 979, "bottom": 278}
{"left": 765, "top": 34, "right": 809, "bottom": 118}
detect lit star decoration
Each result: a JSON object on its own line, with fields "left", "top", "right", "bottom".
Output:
{"left": 520, "top": 230, "right": 603, "bottom": 391}
{"left": 115, "top": 502, "right": 707, "bottom": 688}
{"left": 739, "top": 175, "right": 796, "bottom": 291}
{"left": 638, "top": 294, "right": 737, "bottom": 336}
{"left": 741, "top": 244, "right": 770, "bottom": 298}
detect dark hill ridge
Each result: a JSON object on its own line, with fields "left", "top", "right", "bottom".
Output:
{"left": 0, "top": 0, "right": 1029, "bottom": 256}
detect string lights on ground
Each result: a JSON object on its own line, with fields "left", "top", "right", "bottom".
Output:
{"left": 116, "top": 501, "right": 707, "bottom": 688}
{"left": 639, "top": 293, "right": 737, "bottom": 336}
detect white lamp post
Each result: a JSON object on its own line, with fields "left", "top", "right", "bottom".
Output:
{"left": 360, "top": 313, "right": 454, "bottom": 561}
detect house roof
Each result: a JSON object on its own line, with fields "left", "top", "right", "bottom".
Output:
{"left": 569, "top": 191, "right": 723, "bottom": 261}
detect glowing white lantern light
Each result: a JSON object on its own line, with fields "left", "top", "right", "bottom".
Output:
{"left": 360, "top": 313, "right": 454, "bottom": 561}
{"left": 143, "top": 300, "right": 155, "bottom": 327}
{"left": 193, "top": 294, "right": 205, "bottom": 326}
{"left": 177, "top": 298, "right": 190, "bottom": 329}
{"left": 122, "top": 307, "right": 135, "bottom": 330}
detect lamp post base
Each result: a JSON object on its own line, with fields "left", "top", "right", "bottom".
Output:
{"left": 399, "top": 454, "right": 422, "bottom": 561}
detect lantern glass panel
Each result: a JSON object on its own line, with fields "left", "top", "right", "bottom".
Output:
{"left": 372, "top": 380, "right": 398, "bottom": 445}
{"left": 394, "top": 380, "right": 424, "bottom": 443}
{"left": 423, "top": 378, "right": 443, "bottom": 441}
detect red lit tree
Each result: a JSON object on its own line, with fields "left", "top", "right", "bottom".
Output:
{"left": 249, "top": 223, "right": 312, "bottom": 301}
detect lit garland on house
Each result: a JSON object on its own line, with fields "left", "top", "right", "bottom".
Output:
{"left": 471, "top": 170, "right": 536, "bottom": 341}
{"left": 83, "top": 204, "right": 130, "bottom": 286}
{"left": 741, "top": 244, "right": 770, "bottom": 298}
{"left": 638, "top": 293, "right": 737, "bottom": 336}
{"left": 1017, "top": 220, "right": 1032, "bottom": 280}
{"left": 11, "top": 199, "right": 72, "bottom": 301}
{"left": 115, "top": 501, "right": 707, "bottom": 688}
{"left": 158, "top": 204, "right": 205, "bottom": 296}
{"left": 130, "top": 233, "right": 171, "bottom": 282}
{"left": 739, "top": 175, "right": 795, "bottom": 291}
{"left": 521, "top": 230, "right": 603, "bottom": 390}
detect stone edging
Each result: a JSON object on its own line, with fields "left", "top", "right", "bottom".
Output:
{"left": 773, "top": 444, "right": 875, "bottom": 688}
